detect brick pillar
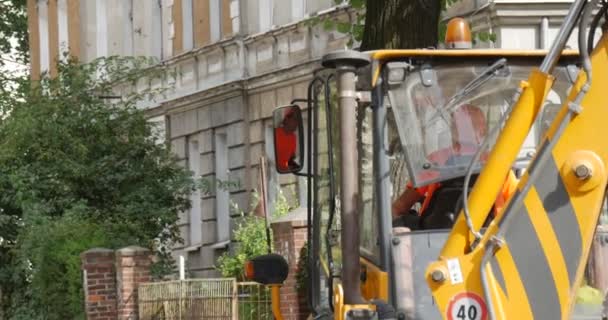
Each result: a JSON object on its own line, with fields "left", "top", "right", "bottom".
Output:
{"left": 271, "top": 207, "right": 310, "bottom": 320}
{"left": 115, "top": 246, "right": 154, "bottom": 320}
{"left": 81, "top": 248, "right": 118, "bottom": 320}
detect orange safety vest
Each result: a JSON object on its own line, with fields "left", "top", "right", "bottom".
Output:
{"left": 408, "top": 170, "right": 519, "bottom": 217}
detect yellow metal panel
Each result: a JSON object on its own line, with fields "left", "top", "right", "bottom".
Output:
{"left": 441, "top": 70, "right": 554, "bottom": 257}
{"left": 427, "top": 32, "right": 608, "bottom": 320}
{"left": 359, "top": 258, "right": 389, "bottom": 301}
{"left": 489, "top": 245, "right": 534, "bottom": 319}
{"left": 370, "top": 49, "right": 579, "bottom": 60}
{"left": 270, "top": 285, "right": 284, "bottom": 320}
{"left": 525, "top": 187, "right": 571, "bottom": 314}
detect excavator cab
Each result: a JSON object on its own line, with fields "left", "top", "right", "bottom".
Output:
{"left": 385, "top": 57, "right": 574, "bottom": 231}
{"left": 248, "top": 1, "right": 608, "bottom": 319}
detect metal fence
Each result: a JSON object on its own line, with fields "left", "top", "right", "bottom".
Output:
{"left": 138, "top": 279, "right": 272, "bottom": 320}
{"left": 236, "top": 282, "right": 272, "bottom": 320}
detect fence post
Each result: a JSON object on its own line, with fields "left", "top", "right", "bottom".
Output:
{"left": 230, "top": 279, "right": 236, "bottom": 320}
{"left": 271, "top": 207, "right": 310, "bottom": 320}
{"left": 116, "top": 246, "right": 154, "bottom": 320}
{"left": 81, "top": 248, "right": 118, "bottom": 320}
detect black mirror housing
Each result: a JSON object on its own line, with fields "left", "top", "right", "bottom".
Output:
{"left": 245, "top": 254, "right": 289, "bottom": 285}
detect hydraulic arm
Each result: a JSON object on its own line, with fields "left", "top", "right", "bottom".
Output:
{"left": 427, "top": 0, "right": 608, "bottom": 319}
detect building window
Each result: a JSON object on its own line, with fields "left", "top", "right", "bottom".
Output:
{"left": 210, "top": 0, "right": 221, "bottom": 42}
{"left": 214, "top": 132, "right": 230, "bottom": 243}
{"left": 38, "top": 0, "right": 50, "bottom": 73}
{"left": 264, "top": 126, "right": 279, "bottom": 212}
{"left": 229, "top": 0, "right": 240, "bottom": 35}
{"left": 152, "top": 0, "right": 162, "bottom": 60}
{"left": 57, "top": 0, "right": 69, "bottom": 57}
{"left": 188, "top": 138, "right": 202, "bottom": 245}
{"left": 291, "top": 0, "right": 305, "bottom": 20}
{"left": 95, "top": 0, "right": 108, "bottom": 57}
{"left": 259, "top": 0, "right": 273, "bottom": 32}
{"left": 182, "top": 0, "right": 194, "bottom": 51}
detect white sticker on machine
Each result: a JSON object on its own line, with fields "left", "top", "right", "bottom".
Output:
{"left": 447, "top": 292, "right": 488, "bottom": 320}
{"left": 447, "top": 258, "right": 463, "bottom": 284}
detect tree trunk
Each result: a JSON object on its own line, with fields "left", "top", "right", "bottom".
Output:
{"left": 361, "top": 0, "right": 442, "bottom": 50}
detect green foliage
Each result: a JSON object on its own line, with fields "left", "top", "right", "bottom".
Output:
{"left": 473, "top": 31, "right": 498, "bottom": 44}
{"left": 295, "top": 241, "right": 309, "bottom": 293}
{"left": 216, "top": 215, "right": 269, "bottom": 280}
{"left": 0, "top": 0, "right": 28, "bottom": 65}
{"left": 15, "top": 213, "right": 108, "bottom": 319}
{"left": 0, "top": 56, "right": 193, "bottom": 319}
{"left": 198, "top": 176, "right": 242, "bottom": 196}
{"left": 216, "top": 189, "right": 297, "bottom": 280}
{"left": 321, "top": 0, "right": 498, "bottom": 49}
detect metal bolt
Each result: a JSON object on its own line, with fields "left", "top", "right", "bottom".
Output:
{"left": 574, "top": 164, "right": 592, "bottom": 180}
{"left": 392, "top": 237, "right": 401, "bottom": 245}
{"left": 431, "top": 269, "right": 446, "bottom": 283}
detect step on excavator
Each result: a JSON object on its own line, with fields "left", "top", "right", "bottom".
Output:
{"left": 245, "top": 0, "right": 608, "bottom": 319}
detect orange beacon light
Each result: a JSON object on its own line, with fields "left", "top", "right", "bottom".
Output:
{"left": 445, "top": 17, "right": 473, "bottom": 49}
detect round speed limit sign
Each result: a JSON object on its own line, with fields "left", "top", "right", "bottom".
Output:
{"left": 446, "top": 292, "right": 488, "bottom": 320}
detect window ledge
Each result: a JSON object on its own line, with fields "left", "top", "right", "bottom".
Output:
{"left": 210, "top": 240, "right": 231, "bottom": 250}
{"left": 183, "top": 244, "right": 202, "bottom": 252}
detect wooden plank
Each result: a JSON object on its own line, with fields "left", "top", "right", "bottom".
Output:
{"left": 27, "top": 0, "right": 41, "bottom": 80}
{"left": 48, "top": 0, "right": 59, "bottom": 77}
{"left": 172, "top": 0, "right": 184, "bottom": 55}
{"left": 193, "top": 0, "right": 210, "bottom": 47}
{"left": 67, "top": 0, "right": 80, "bottom": 60}
{"left": 221, "top": 0, "right": 232, "bottom": 39}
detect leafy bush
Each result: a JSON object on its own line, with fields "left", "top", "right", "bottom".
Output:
{"left": 0, "top": 57, "right": 193, "bottom": 319}
{"left": 216, "top": 215, "right": 269, "bottom": 280}
{"left": 216, "top": 188, "right": 296, "bottom": 279}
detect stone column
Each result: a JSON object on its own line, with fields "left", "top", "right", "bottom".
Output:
{"left": 81, "top": 248, "right": 118, "bottom": 320}
{"left": 115, "top": 246, "right": 154, "bottom": 320}
{"left": 271, "top": 207, "right": 310, "bottom": 320}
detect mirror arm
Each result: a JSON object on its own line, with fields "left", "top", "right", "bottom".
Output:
{"left": 294, "top": 172, "right": 314, "bottom": 178}
{"left": 291, "top": 98, "right": 317, "bottom": 105}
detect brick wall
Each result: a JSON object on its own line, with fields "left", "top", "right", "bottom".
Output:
{"left": 116, "top": 246, "right": 154, "bottom": 320}
{"left": 81, "top": 247, "right": 154, "bottom": 320}
{"left": 81, "top": 249, "right": 118, "bottom": 320}
{"left": 271, "top": 208, "right": 310, "bottom": 320}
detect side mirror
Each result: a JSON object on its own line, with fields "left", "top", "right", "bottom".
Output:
{"left": 272, "top": 105, "right": 305, "bottom": 174}
{"left": 244, "top": 254, "right": 289, "bottom": 285}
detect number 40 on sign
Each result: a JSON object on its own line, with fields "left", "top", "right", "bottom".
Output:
{"left": 446, "top": 292, "right": 488, "bottom": 320}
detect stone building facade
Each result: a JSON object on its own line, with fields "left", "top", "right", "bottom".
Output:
{"left": 27, "top": 0, "right": 353, "bottom": 277}
{"left": 27, "top": 0, "right": 587, "bottom": 278}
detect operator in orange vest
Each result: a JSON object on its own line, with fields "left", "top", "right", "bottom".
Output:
{"left": 392, "top": 104, "right": 518, "bottom": 226}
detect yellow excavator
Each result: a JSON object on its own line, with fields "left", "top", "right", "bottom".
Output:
{"left": 245, "top": 0, "right": 608, "bottom": 319}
